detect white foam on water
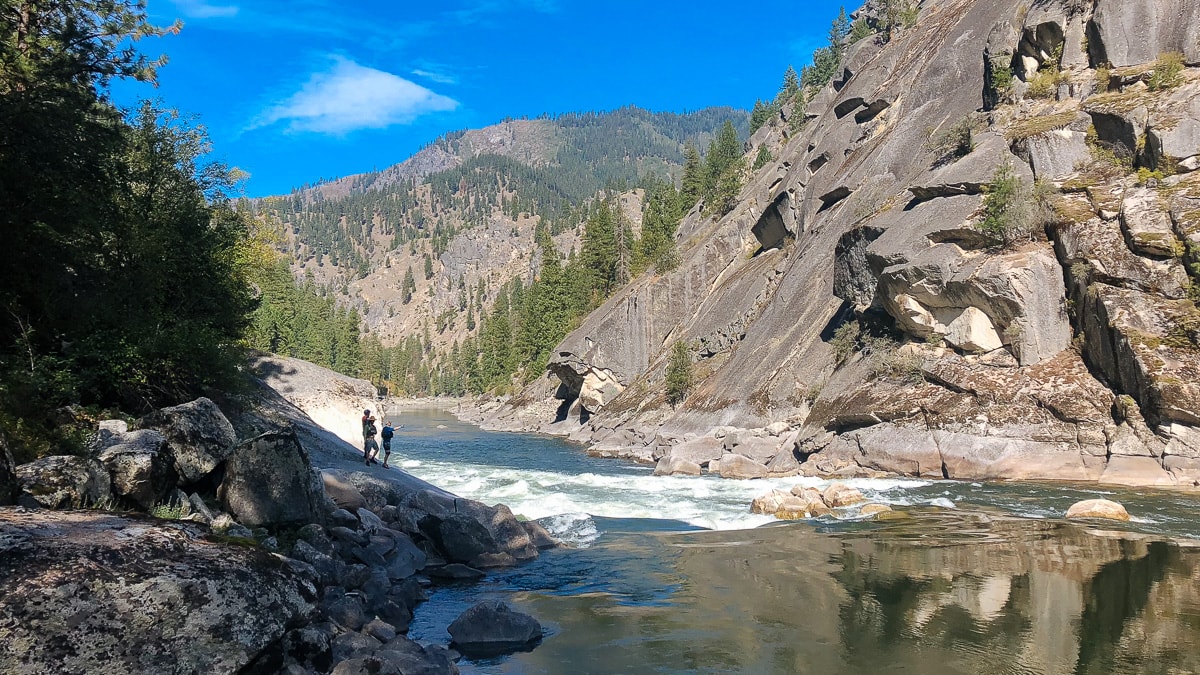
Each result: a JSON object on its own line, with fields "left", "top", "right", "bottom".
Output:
{"left": 928, "top": 497, "right": 957, "bottom": 509}
{"left": 399, "top": 455, "right": 943, "bottom": 533}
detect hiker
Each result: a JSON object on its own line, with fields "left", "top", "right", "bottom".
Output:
{"left": 380, "top": 420, "right": 403, "bottom": 469}
{"left": 362, "top": 409, "right": 379, "bottom": 465}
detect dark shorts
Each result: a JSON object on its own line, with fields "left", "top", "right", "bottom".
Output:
{"left": 364, "top": 438, "right": 378, "bottom": 452}
{"left": 382, "top": 439, "right": 392, "bottom": 453}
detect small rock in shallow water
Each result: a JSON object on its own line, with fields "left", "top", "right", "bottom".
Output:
{"left": 859, "top": 503, "right": 893, "bottom": 517}
{"left": 1066, "top": 499, "right": 1130, "bottom": 521}
{"left": 448, "top": 600, "right": 542, "bottom": 657}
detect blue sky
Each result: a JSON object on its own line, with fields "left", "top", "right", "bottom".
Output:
{"left": 111, "top": 0, "right": 851, "bottom": 197}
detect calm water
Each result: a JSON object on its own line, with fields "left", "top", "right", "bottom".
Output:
{"left": 388, "top": 409, "right": 1200, "bottom": 674}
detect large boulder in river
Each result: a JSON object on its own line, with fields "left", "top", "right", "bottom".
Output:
{"left": 0, "top": 509, "right": 317, "bottom": 674}
{"left": 654, "top": 456, "right": 702, "bottom": 476}
{"left": 1065, "top": 499, "right": 1131, "bottom": 521}
{"left": 96, "top": 429, "right": 176, "bottom": 510}
{"left": 16, "top": 455, "right": 111, "bottom": 509}
{"left": 718, "top": 453, "right": 768, "bottom": 480}
{"left": 0, "top": 431, "right": 18, "bottom": 506}
{"left": 447, "top": 600, "right": 542, "bottom": 657}
{"left": 218, "top": 427, "right": 325, "bottom": 527}
{"left": 435, "top": 513, "right": 499, "bottom": 564}
{"left": 137, "top": 397, "right": 237, "bottom": 485}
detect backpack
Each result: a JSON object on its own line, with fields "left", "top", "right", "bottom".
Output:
{"left": 381, "top": 426, "right": 393, "bottom": 440}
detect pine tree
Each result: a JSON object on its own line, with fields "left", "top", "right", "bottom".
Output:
{"left": 750, "top": 99, "right": 771, "bottom": 134}
{"left": 665, "top": 340, "right": 694, "bottom": 406}
{"left": 830, "top": 7, "right": 851, "bottom": 60}
{"left": 680, "top": 143, "right": 704, "bottom": 208}
{"left": 777, "top": 65, "right": 801, "bottom": 105}
{"left": 423, "top": 253, "right": 434, "bottom": 280}
{"left": 401, "top": 266, "right": 416, "bottom": 304}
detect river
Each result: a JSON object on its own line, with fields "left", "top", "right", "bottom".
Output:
{"left": 389, "top": 408, "right": 1200, "bottom": 674}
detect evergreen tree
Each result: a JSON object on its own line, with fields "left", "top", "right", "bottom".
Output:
{"left": 665, "top": 340, "right": 694, "bottom": 406}
{"left": 830, "top": 7, "right": 851, "bottom": 60}
{"left": 680, "top": 143, "right": 704, "bottom": 208}
{"left": 423, "top": 253, "right": 434, "bottom": 280}
{"left": 401, "top": 266, "right": 416, "bottom": 304}
{"left": 749, "top": 99, "right": 771, "bottom": 134}
{"left": 778, "top": 65, "right": 801, "bottom": 104}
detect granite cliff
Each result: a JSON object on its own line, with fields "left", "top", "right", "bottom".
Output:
{"left": 477, "top": 0, "right": 1200, "bottom": 489}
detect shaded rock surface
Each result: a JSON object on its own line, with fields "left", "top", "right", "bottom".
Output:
{"left": 16, "top": 456, "right": 110, "bottom": 509}
{"left": 218, "top": 427, "right": 325, "bottom": 527}
{"left": 447, "top": 600, "right": 543, "bottom": 657}
{"left": 136, "top": 397, "right": 237, "bottom": 485}
{"left": 0, "top": 509, "right": 317, "bottom": 675}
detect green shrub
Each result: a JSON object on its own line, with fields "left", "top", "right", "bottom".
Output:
{"left": 831, "top": 320, "right": 862, "bottom": 364}
{"left": 977, "top": 163, "right": 1054, "bottom": 246}
{"left": 849, "top": 19, "right": 875, "bottom": 44}
{"left": 1148, "top": 52, "right": 1185, "bottom": 91}
{"left": 752, "top": 145, "right": 774, "bottom": 171}
{"left": 991, "top": 59, "right": 1015, "bottom": 92}
{"left": 928, "top": 117, "right": 974, "bottom": 164}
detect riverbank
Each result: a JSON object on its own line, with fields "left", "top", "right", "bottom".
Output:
{"left": 446, "top": 392, "right": 1200, "bottom": 494}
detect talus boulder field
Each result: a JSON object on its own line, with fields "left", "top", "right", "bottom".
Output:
{"left": 475, "top": 0, "right": 1200, "bottom": 490}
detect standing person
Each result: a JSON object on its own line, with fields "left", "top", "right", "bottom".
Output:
{"left": 380, "top": 420, "right": 401, "bottom": 469}
{"left": 362, "top": 409, "right": 379, "bottom": 465}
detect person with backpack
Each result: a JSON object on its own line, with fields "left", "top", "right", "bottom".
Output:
{"left": 380, "top": 420, "right": 403, "bottom": 469}
{"left": 362, "top": 409, "right": 379, "bottom": 466}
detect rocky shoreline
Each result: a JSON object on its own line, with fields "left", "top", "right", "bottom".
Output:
{"left": 0, "top": 356, "right": 558, "bottom": 675}
{"left": 456, "top": 395, "right": 1200, "bottom": 492}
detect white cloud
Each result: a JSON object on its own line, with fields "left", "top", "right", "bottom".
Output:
{"left": 411, "top": 69, "right": 458, "bottom": 85}
{"left": 173, "top": 0, "right": 239, "bottom": 18}
{"left": 254, "top": 57, "right": 459, "bottom": 135}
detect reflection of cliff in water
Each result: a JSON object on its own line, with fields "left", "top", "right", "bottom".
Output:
{"left": 670, "top": 512, "right": 1200, "bottom": 674}
{"left": 491, "top": 511, "right": 1200, "bottom": 674}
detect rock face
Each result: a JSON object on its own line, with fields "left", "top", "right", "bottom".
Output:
{"left": 447, "top": 600, "right": 542, "bottom": 657}
{"left": 479, "top": 0, "right": 1200, "bottom": 489}
{"left": 218, "top": 428, "right": 325, "bottom": 527}
{"left": 0, "top": 509, "right": 317, "bottom": 674}
{"left": 137, "top": 397, "right": 237, "bottom": 485}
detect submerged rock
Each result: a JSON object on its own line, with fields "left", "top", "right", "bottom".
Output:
{"left": 1065, "top": 499, "right": 1131, "bottom": 521}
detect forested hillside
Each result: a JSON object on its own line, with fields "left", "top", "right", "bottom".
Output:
{"left": 251, "top": 107, "right": 751, "bottom": 397}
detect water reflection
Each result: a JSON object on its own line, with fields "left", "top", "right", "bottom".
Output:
{"left": 454, "top": 511, "right": 1200, "bottom": 674}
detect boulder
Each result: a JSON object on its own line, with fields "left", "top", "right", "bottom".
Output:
{"left": 376, "top": 637, "right": 461, "bottom": 675}
{"left": 749, "top": 489, "right": 792, "bottom": 515}
{"left": 731, "top": 436, "right": 778, "bottom": 463}
{"left": 218, "top": 427, "right": 324, "bottom": 528}
{"left": 321, "top": 471, "right": 367, "bottom": 511}
{"left": 96, "top": 429, "right": 176, "bottom": 510}
{"left": 765, "top": 448, "right": 801, "bottom": 477}
{"left": 653, "top": 456, "right": 702, "bottom": 477}
{"left": 447, "top": 600, "right": 542, "bottom": 657}
{"left": 718, "top": 453, "right": 768, "bottom": 480}
{"left": 324, "top": 595, "right": 367, "bottom": 631}
{"left": 331, "top": 632, "right": 381, "bottom": 664}
{"left": 384, "top": 532, "right": 428, "bottom": 580}
{"left": 1023, "top": 128, "right": 1091, "bottom": 180}
{"left": 0, "top": 430, "right": 19, "bottom": 506}
{"left": 137, "top": 397, "right": 237, "bottom": 485}
{"left": 521, "top": 519, "right": 558, "bottom": 550}
{"left": 1065, "top": 499, "right": 1131, "bottom": 521}
{"left": 852, "top": 426, "right": 944, "bottom": 478}
{"left": 669, "top": 436, "right": 724, "bottom": 465}
{"left": 1120, "top": 188, "right": 1179, "bottom": 258}
{"left": 0, "top": 509, "right": 317, "bottom": 674}
{"left": 437, "top": 513, "right": 498, "bottom": 564}
{"left": 859, "top": 503, "right": 894, "bottom": 517}
{"left": 16, "top": 455, "right": 111, "bottom": 509}
{"left": 822, "top": 483, "right": 865, "bottom": 508}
